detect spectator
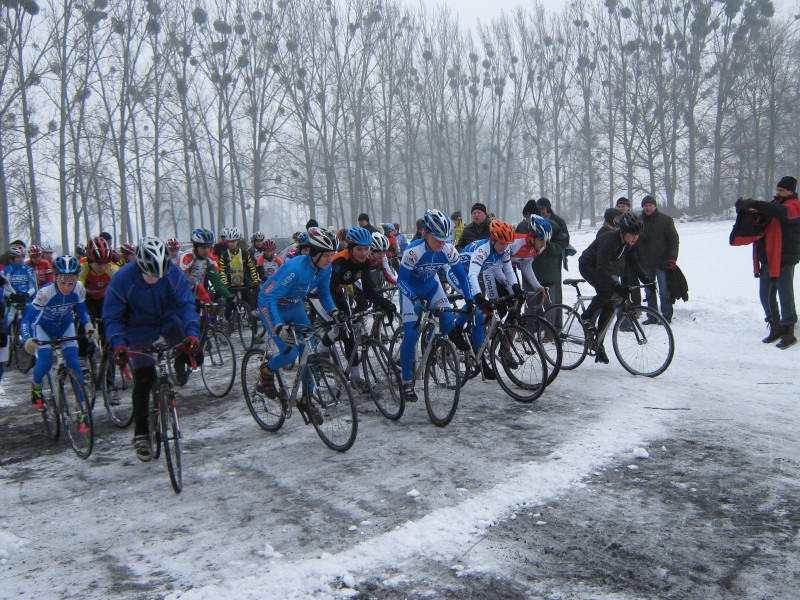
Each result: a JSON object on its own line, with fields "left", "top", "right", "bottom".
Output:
{"left": 411, "top": 218, "right": 425, "bottom": 242}
{"left": 597, "top": 208, "right": 622, "bottom": 239}
{"left": 450, "top": 211, "right": 464, "bottom": 244}
{"left": 535, "top": 198, "right": 569, "bottom": 308}
{"left": 357, "top": 213, "right": 378, "bottom": 234}
{"left": 616, "top": 197, "right": 631, "bottom": 213}
{"left": 735, "top": 176, "right": 800, "bottom": 349}
{"left": 456, "top": 203, "right": 490, "bottom": 250}
{"left": 516, "top": 199, "right": 538, "bottom": 234}
{"left": 305, "top": 218, "right": 319, "bottom": 230}
{"left": 637, "top": 195, "right": 679, "bottom": 324}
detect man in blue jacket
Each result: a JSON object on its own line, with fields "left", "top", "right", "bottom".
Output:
{"left": 103, "top": 237, "right": 200, "bottom": 462}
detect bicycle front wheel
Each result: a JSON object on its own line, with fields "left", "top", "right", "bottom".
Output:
{"left": 201, "top": 328, "right": 236, "bottom": 397}
{"left": 305, "top": 358, "right": 357, "bottom": 452}
{"left": 491, "top": 325, "right": 548, "bottom": 403}
{"left": 612, "top": 307, "right": 675, "bottom": 377}
{"left": 241, "top": 349, "right": 285, "bottom": 432}
{"left": 237, "top": 301, "right": 257, "bottom": 349}
{"left": 158, "top": 383, "right": 183, "bottom": 493}
{"left": 423, "top": 338, "right": 461, "bottom": 427}
{"left": 40, "top": 371, "right": 60, "bottom": 440}
{"left": 103, "top": 361, "right": 135, "bottom": 428}
{"left": 361, "top": 338, "right": 404, "bottom": 421}
{"left": 542, "top": 304, "right": 588, "bottom": 370}
{"left": 59, "top": 368, "right": 94, "bottom": 459}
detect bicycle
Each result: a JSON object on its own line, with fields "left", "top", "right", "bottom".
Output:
{"left": 388, "top": 303, "right": 462, "bottom": 427}
{"left": 126, "top": 340, "right": 187, "bottom": 493}
{"left": 323, "top": 307, "right": 405, "bottom": 421}
{"left": 543, "top": 279, "right": 675, "bottom": 377}
{"left": 168, "top": 302, "right": 236, "bottom": 397}
{"left": 5, "top": 301, "right": 35, "bottom": 373}
{"left": 227, "top": 286, "right": 262, "bottom": 350}
{"left": 241, "top": 321, "right": 357, "bottom": 451}
{"left": 34, "top": 336, "right": 94, "bottom": 458}
{"left": 506, "top": 290, "right": 563, "bottom": 388}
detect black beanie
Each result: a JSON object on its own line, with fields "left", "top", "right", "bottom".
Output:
{"left": 522, "top": 199, "right": 538, "bottom": 216}
{"left": 536, "top": 197, "right": 552, "bottom": 210}
{"left": 777, "top": 176, "right": 797, "bottom": 192}
{"left": 305, "top": 218, "right": 319, "bottom": 229}
{"left": 641, "top": 195, "right": 656, "bottom": 207}
{"left": 358, "top": 213, "right": 370, "bottom": 222}
{"left": 471, "top": 203, "right": 487, "bottom": 215}
{"left": 615, "top": 197, "right": 630, "bottom": 208}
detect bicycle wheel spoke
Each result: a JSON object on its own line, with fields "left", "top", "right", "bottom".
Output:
{"left": 40, "top": 372, "right": 60, "bottom": 440}
{"left": 103, "top": 362, "right": 134, "bottom": 428}
{"left": 492, "top": 326, "right": 548, "bottom": 403}
{"left": 306, "top": 360, "right": 357, "bottom": 452}
{"left": 241, "top": 349, "right": 286, "bottom": 432}
{"left": 361, "top": 340, "right": 404, "bottom": 421}
{"left": 160, "top": 387, "right": 182, "bottom": 493}
{"left": 543, "top": 304, "right": 588, "bottom": 370}
{"left": 60, "top": 369, "right": 94, "bottom": 459}
{"left": 201, "top": 330, "right": 236, "bottom": 397}
{"left": 424, "top": 339, "right": 460, "bottom": 427}
{"left": 613, "top": 308, "right": 674, "bottom": 377}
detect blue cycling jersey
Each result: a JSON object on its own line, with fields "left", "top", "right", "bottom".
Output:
{"left": 21, "top": 282, "right": 90, "bottom": 340}
{"left": 454, "top": 238, "right": 517, "bottom": 295}
{"left": 397, "top": 238, "right": 472, "bottom": 301}
{"left": 2, "top": 262, "right": 37, "bottom": 298}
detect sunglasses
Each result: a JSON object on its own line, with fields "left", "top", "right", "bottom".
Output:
{"left": 56, "top": 275, "right": 78, "bottom": 284}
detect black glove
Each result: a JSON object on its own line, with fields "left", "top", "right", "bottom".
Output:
{"left": 474, "top": 293, "right": 493, "bottom": 315}
{"left": 330, "top": 308, "right": 348, "bottom": 326}
{"left": 511, "top": 283, "right": 525, "bottom": 302}
{"left": 735, "top": 198, "right": 757, "bottom": 212}
{"left": 612, "top": 283, "right": 630, "bottom": 300}
{"left": 9, "top": 293, "right": 21, "bottom": 303}
{"left": 639, "top": 276, "right": 655, "bottom": 287}
{"left": 379, "top": 298, "right": 396, "bottom": 314}
{"left": 274, "top": 324, "right": 296, "bottom": 347}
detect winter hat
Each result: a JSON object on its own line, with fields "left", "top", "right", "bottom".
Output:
{"left": 776, "top": 176, "right": 797, "bottom": 192}
{"left": 615, "top": 197, "right": 630, "bottom": 208}
{"left": 536, "top": 197, "right": 552, "bottom": 210}
{"left": 641, "top": 195, "right": 657, "bottom": 207}
{"left": 305, "top": 218, "right": 319, "bottom": 229}
{"left": 522, "top": 199, "right": 538, "bottom": 216}
{"left": 471, "top": 203, "right": 487, "bottom": 215}
{"left": 358, "top": 213, "right": 370, "bottom": 222}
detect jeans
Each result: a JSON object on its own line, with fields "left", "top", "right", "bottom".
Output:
{"left": 642, "top": 267, "right": 672, "bottom": 322}
{"left": 759, "top": 263, "right": 797, "bottom": 325}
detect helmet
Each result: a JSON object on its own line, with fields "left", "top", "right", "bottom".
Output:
{"left": 618, "top": 211, "right": 643, "bottom": 235}
{"left": 296, "top": 232, "right": 310, "bottom": 247}
{"left": 227, "top": 227, "right": 241, "bottom": 241}
{"left": 489, "top": 220, "right": 515, "bottom": 244}
{"left": 87, "top": 236, "right": 111, "bottom": 263}
{"left": 371, "top": 232, "right": 390, "bottom": 252}
{"left": 167, "top": 238, "right": 181, "bottom": 251}
{"left": 8, "top": 244, "right": 25, "bottom": 258}
{"left": 603, "top": 207, "right": 622, "bottom": 225}
{"left": 40, "top": 242, "right": 53, "bottom": 253}
{"left": 422, "top": 209, "right": 453, "bottom": 241}
{"left": 53, "top": 255, "right": 80, "bottom": 275}
{"left": 528, "top": 215, "right": 552, "bottom": 241}
{"left": 28, "top": 245, "right": 42, "bottom": 257}
{"left": 346, "top": 227, "right": 372, "bottom": 247}
{"left": 219, "top": 227, "right": 229, "bottom": 241}
{"left": 263, "top": 239, "right": 277, "bottom": 251}
{"left": 191, "top": 228, "right": 215, "bottom": 245}
{"left": 307, "top": 227, "right": 337, "bottom": 252}
{"left": 75, "top": 243, "right": 87, "bottom": 257}
{"left": 136, "top": 237, "right": 171, "bottom": 278}
{"left": 251, "top": 231, "right": 265, "bottom": 242}
{"left": 381, "top": 223, "right": 394, "bottom": 235}
{"left": 119, "top": 242, "right": 136, "bottom": 256}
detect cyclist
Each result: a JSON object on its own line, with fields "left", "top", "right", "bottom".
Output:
{"left": 249, "top": 231, "right": 266, "bottom": 264}
{"left": 578, "top": 211, "right": 652, "bottom": 364}
{"left": 256, "top": 227, "right": 340, "bottom": 425}
{"left": 26, "top": 245, "right": 54, "bottom": 288}
{"left": 21, "top": 256, "right": 95, "bottom": 423}
{"left": 285, "top": 231, "right": 310, "bottom": 260}
{"left": 397, "top": 209, "right": 473, "bottom": 402}
{"left": 179, "top": 228, "right": 235, "bottom": 312}
{"left": 116, "top": 243, "right": 136, "bottom": 267}
{"left": 211, "top": 227, "right": 229, "bottom": 259}
{"left": 75, "top": 243, "right": 87, "bottom": 261}
{"left": 3, "top": 244, "right": 37, "bottom": 332}
{"left": 217, "top": 226, "right": 260, "bottom": 311}
{"left": 166, "top": 238, "right": 181, "bottom": 265}
{"left": 78, "top": 236, "right": 119, "bottom": 356}
{"left": 40, "top": 242, "right": 55, "bottom": 264}
{"left": 486, "top": 215, "right": 551, "bottom": 300}
{"left": 368, "top": 232, "right": 397, "bottom": 287}
{"left": 0, "top": 279, "right": 7, "bottom": 384}
{"left": 255, "top": 239, "right": 283, "bottom": 282}
{"left": 103, "top": 237, "right": 201, "bottom": 461}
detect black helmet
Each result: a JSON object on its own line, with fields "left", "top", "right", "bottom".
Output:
{"left": 618, "top": 211, "right": 643, "bottom": 235}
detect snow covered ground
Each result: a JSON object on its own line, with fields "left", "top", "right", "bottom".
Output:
{"left": 1, "top": 219, "right": 798, "bottom": 599}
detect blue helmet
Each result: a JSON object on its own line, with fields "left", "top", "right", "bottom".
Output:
{"left": 528, "top": 215, "right": 552, "bottom": 241}
{"left": 346, "top": 226, "right": 373, "bottom": 247}
{"left": 191, "top": 228, "right": 215, "bottom": 245}
{"left": 422, "top": 209, "right": 453, "bottom": 241}
{"left": 296, "top": 232, "right": 310, "bottom": 247}
{"left": 53, "top": 255, "right": 80, "bottom": 275}
{"left": 380, "top": 223, "right": 395, "bottom": 235}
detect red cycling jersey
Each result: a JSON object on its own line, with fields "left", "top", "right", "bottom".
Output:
{"left": 26, "top": 259, "right": 54, "bottom": 287}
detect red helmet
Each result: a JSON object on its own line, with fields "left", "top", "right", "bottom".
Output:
{"left": 489, "top": 220, "right": 515, "bottom": 244}
{"left": 87, "top": 236, "right": 111, "bottom": 263}
{"left": 263, "top": 239, "right": 277, "bottom": 251}
{"left": 167, "top": 238, "right": 181, "bottom": 251}
{"left": 119, "top": 242, "right": 136, "bottom": 257}
{"left": 28, "top": 245, "right": 42, "bottom": 258}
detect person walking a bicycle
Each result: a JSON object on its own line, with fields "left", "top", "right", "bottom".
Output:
{"left": 256, "top": 227, "right": 341, "bottom": 425}
{"left": 103, "top": 237, "right": 201, "bottom": 462}
{"left": 577, "top": 212, "right": 653, "bottom": 364}
{"left": 20, "top": 256, "right": 95, "bottom": 426}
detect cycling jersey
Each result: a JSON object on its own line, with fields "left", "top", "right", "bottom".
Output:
{"left": 447, "top": 238, "right": 517, "bottom": 297}
{"left": 26, "top": 259, "right": 54, "bottom": 287}
{"left": 397, "top": 238, "right": 471, "bottom": 302}
{"left": 256, "top": 254, "right": 283, "bottom": 282}
{"left": 21, "top": 282, "right": 90, "bottom": 341}
{"left": 367, "top": 253, "right": 397, "bottom": 286}
{"left": 218, "top": 247, "right": 259, "bottom": 288}
{"left": 78, "top": 262, "right": 119, "bottom": 300}
{"left": 494, "top": 234, "right": 544, "bottom": 292}
{"left": 330, "top": 249, "right": 390, "bottom": 313}
{"left": 2, "top": 262, "right": 37, "bottom": 299}
{"left": 178, "top": 251, "right": 232, "bottom": 301}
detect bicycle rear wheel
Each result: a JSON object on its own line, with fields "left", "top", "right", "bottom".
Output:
{"left": 361, "top": 338, "right": 404, "bottom": 420}
{"left": 241, "top": 349, "right": 285, "bottom": 432}
{"left": 491, "top": 325, "right": 548, "bottom": 403}
{"left": 423, "top": 338, "right": 461, "bottom": 427}
{"left": 304, "top": 358, "right": 357, "bottom": 452}
{"left": 520, "top": 315, "right": 562, "bottom": 386}
{"left": 158, "top": 383, "right": 182, "bottom": 493}
{"left": 201, "top": 327, "right": 236, "bottom": 397}
{"left": 103, "top": 360, "right": 135, "bottom": 428}
{"left": 59, "top": 368, "right": 94, "bottom": 459}
{"left": 542, "top": 304, "right": 588, "bottom": 370}
{"left": 40, "top": 371, "right": 60, "bottom": 440}
{"left": 612, "top": 306, "right": 674, "bottom": 377}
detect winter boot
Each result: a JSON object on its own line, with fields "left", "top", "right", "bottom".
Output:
{"left": 776, "top": 324, "right": 797, "bottom": 350}
{"left": 762, "top": 318, "right": 782, "bottom": 344}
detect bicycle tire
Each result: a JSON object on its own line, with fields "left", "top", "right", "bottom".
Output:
{"left": 423, "top": 337, "right": 461, "bottom": 427}
{"left": 542, "top": 304, "right": 588, "bottom": 370}
{"left": 82, "top": 345, "right": 99, "bottom": 411}
{"left": 158, "top": 384, "right": 183, "bottom": 493}
{"left": 241, "top": 349, "right": 285, "bottom": 432}
{"left": 304, "top": 358, "right": 357, "bottom": 452}
{"left": 491, "top": 324, "right": 548, "bottom": 403}
{"left": 361, "top": 338, "right": 404, "bottom": 421}
{"left": 103, "top": 360, "right": 135, "bottom": 428}
{"left": 520, "top": 315, "right": 562, "bottom": 386}
{"left": 201, "top": 327, "right": 236, "bottom": 397}
{"left": 6, "top": 318, "right": 17, "bottom": 368}
{"left": 15, "top": 339, "right": 34, "bottom": 373}
{"left": 236, "top": 301, "right": 257, "bottom": 349}
{"left": 40, "top": 371, "right": 60, "bottom": 440}
{"left": 149, "top": 386, "right": 163, "bottom": 460}
{"left": 612, "top": 306, "right": 675, "bottom": 377}
{"left": 59, "top": 368, "right": 94, "bottom": 459}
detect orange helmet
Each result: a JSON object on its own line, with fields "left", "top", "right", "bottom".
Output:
{"left": 489, "top": 220, "right": 515, "bottom": 244}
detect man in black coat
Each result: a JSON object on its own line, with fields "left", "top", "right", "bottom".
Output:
{"left": 637, "top": 195, "right": 679, "bottom": 323}
{"left": 456, "top": 203, "right": 491, "bottom": 250}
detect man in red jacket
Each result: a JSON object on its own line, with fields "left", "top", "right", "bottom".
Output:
{"left": 736, "top": 175, "right": 800, "bottom": 349}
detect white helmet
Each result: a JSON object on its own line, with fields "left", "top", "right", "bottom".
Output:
{"left": 370, "top": 232, "right": 390, "bottom": 252}
{"left": 307, "top": 227, "right": 337, "bottom": 253}
{"left": 136, "top": 237, "right": 171, "bottom": 278}
{"left": 227, "top": 227, "right": 242, "bottom": 241}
